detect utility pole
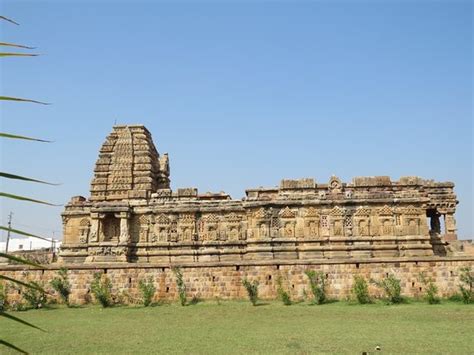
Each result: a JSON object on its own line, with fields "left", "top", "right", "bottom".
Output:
{"left": 5, "top": 211, "right": 13, "bottom": 254}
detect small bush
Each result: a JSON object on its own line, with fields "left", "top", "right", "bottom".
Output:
{"left": 352, "top": 275, "right": 371, "bottom": 304}
{"left": 458, "top": 267, "right": 473, "bottom": 304}
{"left": 371, "top": 274, "right": 403, "bottom": 304}
{"left": 419, "top": 273, "right": 440, "bottom": 304}
{"left": 9, "top": 301, "right": 28, "bottom": 312}
{"left": 50, "top": 267, "right": 72, "bottom": 306}
{"left": 305, "top": 270, "right": 326, "bottom": 305}
{"left": 189, "top": 294, "right": 201, "bottom": 305}
{"left": 138, "top": 277, "right": 156, "bottom": 307}
{"left": 172, "top": 267, "right": 187, "bottom": 306}
{"left": 242, "top": 279, "right": 259, "bottom": 306}
{"left": 91, "top": 272, "right": 113, "bottom": 308}
{"left": 22, "top": 281, "right": 47, "bottom": 309}
{"left": 447, "top": 293, "right": 464, "bottom": 302}
{"left": 276, "top": 276, "right": 291, "bottom": 305}
{"left": 0, "top": 282, "right": 8, "bottom": 311}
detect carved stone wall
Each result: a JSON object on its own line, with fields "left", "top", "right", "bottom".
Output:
{"left": 60, "top": 125, "right": 461, "bottom": 264}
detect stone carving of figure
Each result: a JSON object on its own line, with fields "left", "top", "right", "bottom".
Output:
{"left": 284, "top": 223, "right": 294, "bottom": 237}
{"left": 208, "top": 227, "right": 217, "bottom": 241}
{"left": 182, "top": 227, "right": 191, "bottom": 241}
{"left": 159, "top": 228, "right": 168, "bottom": 242}
{"left": 170, "top": 227, "right": 178, "bottom": 242}
{"left": 358, "top": 220, "right": 368, "bottom": 236}
{"left": 407, "top": 219, "right": 418, "bottom": 235}
{"left": 333, "top": 221, "right": 343, "bottom": 236}
{"left": 308, "top": 221, "right": 318, "bottom": 237}
{"left": 228, "top": 227, "right": 239, "bottom": 241}
{"left": 259, "top": 224, "right": 268, "bottom": 238}
{"left": 382, "top": 220, "right": 392, "bottom": 235}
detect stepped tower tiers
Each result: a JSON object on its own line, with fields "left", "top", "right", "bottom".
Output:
{"left": 60, "top": 125, "right": 459, "bottom": 264}
{"left": 90, "top": 125, "right": 169, "bottom": 201}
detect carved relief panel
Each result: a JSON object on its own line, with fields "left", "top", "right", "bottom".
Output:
{"left": 354, "top": 207, "right": 371, "bottom": 236}
{"left": 252, "top": 208, "right": 270, "bottom": 239}
{"left": 304, "top": 207, "right": 320, "bottom": 238}
{"left": 377, "top": 206, "right": 394, "bottom": 236}
{"left": 279, "top": 207, "right": 296, "bottom": 238}
{"left": 79, "top": 218, "right": 90, "bottom": 244}
{"left": 154, "top": 213, "right": 171, "bottom": 242}
{"left": 402, "top": 206, "right": 422, "bottom": 236}
{"left": 178, "top": 213, "right": 196, "bottom": 242}
{"left": 138, "top": 215, "right": 150, "bottom": 243}
{"left": 225, "top": 213, "right": 243, "bottom": 241}
{"left": 202, "top": 214, "right": 220, "bottom": 241}
{"left": 329, "top": 206, "right": 345, "bottom": 237}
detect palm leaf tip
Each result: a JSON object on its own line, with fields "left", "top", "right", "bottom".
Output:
{"left": 0, "top": 96, "right": 50, "bottom": 105}
{"left": 0, "top": 132, "right": 51, "bottom": 142}
{"left": 0, "top": 52, "right": 39, "bottom": 57}
{"left": 0, "top": 339, "right": 28, "bottom": 354}
{"left": 0, "top": 312, "right": 45, "bottom": 332}
{"left": 0, "top": 192, "right": 61, "bottom": 206}
{"left": 0, "top": 16, "right": 19, "bottom": 25}
{"left": 0, "top": 276, "right": 47, "bottom": 293}
{"left": 0, "top": 252, "right": 43, "bottom": 268}
{"left": 0, "top": 172, "right": 59, "bottom": 185}
{"left": 0, "top": 226, "right": 52, "bottom": 242}
{"left": 0, "top": 42, "right": 35, "bottom": 49}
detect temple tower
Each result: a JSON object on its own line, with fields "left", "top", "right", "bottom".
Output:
{"left": 90, "top": 125, "right": 169, "bottom": 201}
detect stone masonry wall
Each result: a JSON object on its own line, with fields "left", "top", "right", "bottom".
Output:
{"left": 1, "top": 257, "right": 473, "bottom": 305}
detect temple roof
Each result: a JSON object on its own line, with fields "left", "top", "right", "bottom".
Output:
{"left": 90, "top": 125, "right": 169, "bottom": 201}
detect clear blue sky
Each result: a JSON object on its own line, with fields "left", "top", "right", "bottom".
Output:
{"left": 1, "top": 0, "right": 472, "bottom": 241}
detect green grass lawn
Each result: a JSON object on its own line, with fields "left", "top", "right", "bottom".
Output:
{"left": 1, "top": 301, "right": 473, "bottom": 354}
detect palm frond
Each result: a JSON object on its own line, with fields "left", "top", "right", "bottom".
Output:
{"left": 0, "top": 16, "right": 19, "bottom": 25}
{"left": 0, "top": 339, "right": 28, "bottom": 354}
{"left": 0, "top": 172, "right": 59, "bottom": 185}
{"left": 0, "top": 226, "right": 52, "bottom": 242}
{"left": 0, "top": 53, "right": 38, "bottom": 57}
{"left": 0, "top": 42, "right": 35, "bottom": 49}
{"left": 0, "top": 132, "right": 51, "bottom": 143}
{"left": 0, "top": 192, "right": 59, "bottom": 206}
{"left": 0, "top": 276, "right": 46, "bottom": 293}
{"left": 0, "top": 253, "right": 43, "bottom": 268}
{"left": 0, "top": 96, "right": 49, "bottom": 105}
{"left": 0, "top": 312, "right": 45, "bottom": 331}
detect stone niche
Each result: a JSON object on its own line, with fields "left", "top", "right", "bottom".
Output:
{"left": 59, "top": 125, "right": 460, "bottom": 264}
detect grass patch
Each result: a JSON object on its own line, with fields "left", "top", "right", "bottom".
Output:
{"left": 1, "top": 301, "right": 473, "bottom": 354}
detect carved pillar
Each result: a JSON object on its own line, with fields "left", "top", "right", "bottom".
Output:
{"left": 90, "top": 213, "right": 100, "bottom": 242}
{"left": 117, "top": 212, "right": 130, "bottom": 244}
{"left": 444, "top": 212, "right": 457, "bottom": 241}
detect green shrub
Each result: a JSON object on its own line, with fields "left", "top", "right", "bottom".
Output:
{"left": 458, "top": 267, "right": 473, "bottom": 304}
{"left": 138, "top": 277, "right": 156, "bottom": 307}
{"left": 21, "top": 281, "right": 47, "bottom": 309}
{"left": 371, "top": 274, "right": 403, "bottom": 304}
{"left": 0, "top": 282, "right": 8, "bottom": 311}
{"left": 91, "top": 273, "right": 113, "bottom": 308}
{"left": 242, "top": 279, "right": 259, "bottom": 306}
{"left": 50, "top": 267, "right": 71, "bottom": 306}
{"left": 305, "top": 270, "right": 326, "bottom": 305}
{"left": 276, "top": 276, "right": 291, "bottom": 305}
{"left": 172, "top": 267, "right": 187, "bottom": 306}
{"left": 447, "top": 293, "right": 464, "bottom": 302}
{"left": 352, "top": 275, "right": 371, "bottom": 304}
{"left": 419, "top": 273, "right": 440, "bottom": 304}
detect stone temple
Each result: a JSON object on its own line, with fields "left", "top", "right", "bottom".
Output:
{"left": 59, "top": 124, "right": 459, "bottom": 264}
